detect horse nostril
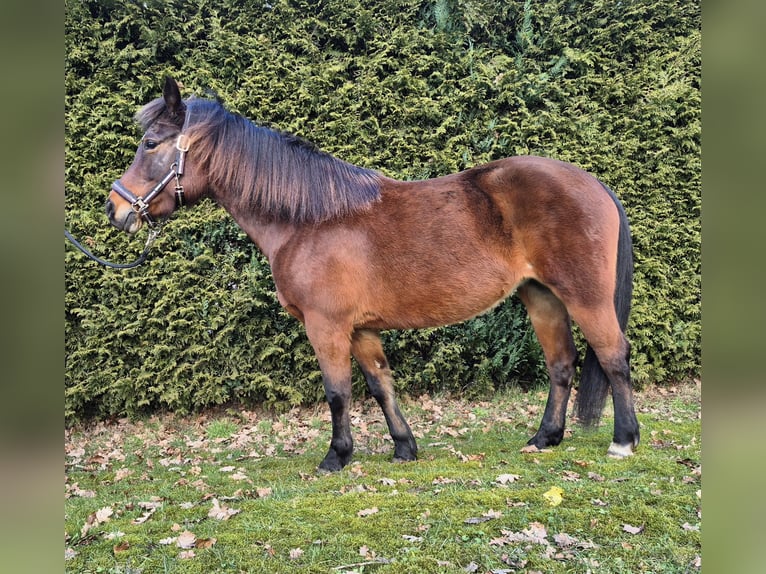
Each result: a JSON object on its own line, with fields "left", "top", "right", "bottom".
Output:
{"left": 105, "top": 199, "right": 115, "bottom": 219}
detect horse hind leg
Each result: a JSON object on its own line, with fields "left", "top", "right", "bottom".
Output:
{"left": 570, "top": 304, "right": 640, "bottom": 458}
{"left": 351, "top": 329, "right": 418, "bottom": 462}
{"left": 517, "top": 281, "right": 578, "bottom": 449}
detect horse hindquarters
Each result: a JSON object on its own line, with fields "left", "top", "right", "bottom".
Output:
{"left": 574, "top": 186, "right": 639, "bottom": 456}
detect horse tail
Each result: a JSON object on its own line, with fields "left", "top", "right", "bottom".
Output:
{"left": 576, "top": 182, "right": 633, "bottom": 427}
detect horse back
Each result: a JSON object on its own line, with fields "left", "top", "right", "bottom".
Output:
{"left": 271, "top": 156, "right": 621, "bottom": 330}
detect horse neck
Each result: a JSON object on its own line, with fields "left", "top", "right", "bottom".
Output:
{"left": 218, "top": 197, "right": 295, "bottom": 264}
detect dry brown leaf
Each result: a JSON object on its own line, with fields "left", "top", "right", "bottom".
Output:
{"left": 289, "top": 547, "right": 304, "bottom": 560}
{"left": 176, "top": 530, "right": 197, "bottom": 549}
{"left": 195, "top": 537, "right": 217, "bottom": 549}
{"left": 623, "top": 523, "right": 645, "bottom": 535}
{"left": 553, "top": 532, "right": 576, "bottom": 547}
{"left": 561, "top": 470, "right": 580, "bottom": 482}
{"left": 114, "top": 468, "right": 133, "bottom": 482}
{"left": 81, "top": 506, "right": 114, "bottom": 537}
{"left": 432, "top": 476, "right": 456, "bottom": 485}
{"left": 113, "top": 542, "right": 130, "bottom": 554}
{"left": 357, "top": 507, "right": 379, "bottom": 517}
{"left": 208, "top": 498, "right": 241, "bottom": 520}
{"left": 495, "top": 473, "right": 520, "bottom": 485}
{"left": 95, "top": 507, "right": 114, "bottom": 523}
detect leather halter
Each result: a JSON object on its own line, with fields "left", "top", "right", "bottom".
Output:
{"left": 110, "top": 134, "right": 190, "bottom": 228}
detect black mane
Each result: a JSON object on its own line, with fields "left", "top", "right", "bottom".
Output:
{"left": 137, "top": 97, "right": 382, "bottom": 223}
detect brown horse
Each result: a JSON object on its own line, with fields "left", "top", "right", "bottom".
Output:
{"left": 106, "top": 77, "right": 639, "bottom": 471}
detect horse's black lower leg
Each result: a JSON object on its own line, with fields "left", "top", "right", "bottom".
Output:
{"left": 601, "top": 347, "right": 640, "bottom": 457}
{"left": 320, "top": 379, "right": 354, "bottom": 471}
{"left": 306, "top": 323, "right": 355, "bottom": 471}
{"left": 518, "top": 282, "right": 578, "bottom": 449}
{"left": 528, "top": 361, "right": 576, "bottom": 448}
{"left": 575, "top": 312, "right": 639, "bottom": 458}
{"left": 352, "top": 330, "right": 417, "bottom": 462}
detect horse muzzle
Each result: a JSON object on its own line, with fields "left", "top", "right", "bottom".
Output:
{"left": 105, "top": 197, "right": 143, "bottom": 234}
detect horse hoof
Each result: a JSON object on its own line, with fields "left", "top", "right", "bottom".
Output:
{"left": 607, "top": 441, "right": 634, "bottom": 458}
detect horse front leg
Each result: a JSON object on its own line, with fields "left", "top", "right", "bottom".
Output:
{"left": 351, "top": 329, "right": 417, "bottom": 462}
{"left": 306, "top": 321, "right": 355, "bottom": 472}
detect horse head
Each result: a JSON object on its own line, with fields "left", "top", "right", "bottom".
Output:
{"left": 106, "top": 77, "right": 192, "bottom": 233}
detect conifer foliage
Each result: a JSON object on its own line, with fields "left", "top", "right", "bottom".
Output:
{"left": 65, "top": 0, "right": 700, "bottom": 421}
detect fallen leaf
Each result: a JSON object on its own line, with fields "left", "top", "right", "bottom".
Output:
{"left": 623, "top": 523, "right": 645, "bottom": 535}
{"left": 561, "top": 470, "right": 580, "bottom": 482}
{"left": 465, "top": 515, "right": 492, "bottom": 524}
{"left": 289, "top": 547, "right": 304, "bottom": 560}
{"left": 432, "top": 476, "right": 457, "bottom": 485}
{"left": 495, "top": 473, "right": 520, "bottom": 485}
{"left": 543, "top": 486, "right": 564, "bottom": 507}
{"left": 64, "top": 548, "right": 77, "bottom": 561}
{"left": 114, "top": 467, "right": 133, "bottom": 482}
{"left": 195, "top": 537, "right": 217, "bottom": 549}
{"left": 68, "top": 483, "right": 96, "bottom": 498}
{"left": 402, "top": 535, "right": 423, "bottom": 542}
{"left": 81, "top": 506, "right": 114, "bottom": 537}
{"left": 178, "top": 549, "right": 196, "bottom": 559}
{"left": 230, "top": 471, "right": 252, "bottom": 483}
{"left": 95, "top": 506, "right": 114, "bottom": 523}
{"left": 208, "top": 498, "right": 241, "bottom": 520}
{"left": 132, "top": 508, "right": 157, "bottom": 524}
{"left": 357, "top": 507, "right": 379, "bottom": 517}
{"left": 256, "top": 487, "right": 273, "bottom": 498}
{"left": 682, "top": 522, "right": 700, "bottom": 532}
{"left": 113, "top": 542, "right": 130, "bottom": 554}
{"left": 553, "top": 532, "right": 576, "bottom": 547}
{"left": 464, "top": 561, "right": 480, "bottom": 573}
{"left": 176, "top": 530, "right": 197, "bottom": 549}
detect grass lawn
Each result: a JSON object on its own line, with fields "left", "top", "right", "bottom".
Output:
{"left": 65, "top": 382, "right": 701, "bottom": 573}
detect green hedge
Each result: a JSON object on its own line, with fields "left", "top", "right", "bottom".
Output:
{"left": 65, "top": 0, "right": 700, "bottom": 422}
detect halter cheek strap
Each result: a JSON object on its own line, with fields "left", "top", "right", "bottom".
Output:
{"left": 174, "top": 134, "right": 190, "bottom": 207}
{"left": 111, "top": 134, "right": 191, "bottom": 227}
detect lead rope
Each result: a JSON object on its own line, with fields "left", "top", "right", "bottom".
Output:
{"left": 64, "top": 225, "right": 162, "bottom": 269}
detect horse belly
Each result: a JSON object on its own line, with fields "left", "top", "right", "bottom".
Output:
{"left": 361, "top": 259, "right": 523, "bottom": 330}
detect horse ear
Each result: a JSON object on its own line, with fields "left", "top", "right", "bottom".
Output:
{"left": 162, "top": 76, "right": 185, "bottom": 119}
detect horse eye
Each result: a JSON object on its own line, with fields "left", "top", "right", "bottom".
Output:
{"left": 143, "top": 139, "right": 159, "bottom": 150}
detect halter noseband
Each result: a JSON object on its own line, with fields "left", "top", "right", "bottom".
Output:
{"left": 110, "top": 134, "right": 190, "bottom": 228}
